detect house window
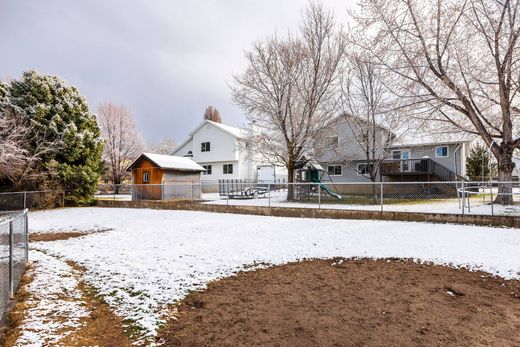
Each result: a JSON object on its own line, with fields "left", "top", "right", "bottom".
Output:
{"left": 327, "top": 165, "right": 342, "bottom": 176}
{"left": 435, "top": 146, "right": 449, "bottom": 158}
{"left": 203, "top": 165, "right": 212, "bottom": 175}
{"left": 201, "top": 142, "right": 211, "bottom": 152}
{"left": 143, "top": 171, "right": 150, "bottom": 183}
{"left": 392, "top": 150, "right": 410, "bottom": 160}
{"left": 223, "top": 164, "right": 233, "bottom": 174}
{"left": 357, "top": 163, "right": 372, "bottom": 176}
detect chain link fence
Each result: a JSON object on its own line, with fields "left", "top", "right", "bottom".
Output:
{"left": 0, "top": 210, "right": 29, "bottom": 320}
{"left": 0, "top": 190, "right": 65, "bottom": 211}
{"left": 96, "top": 181, "right": 520, "bottom": 217}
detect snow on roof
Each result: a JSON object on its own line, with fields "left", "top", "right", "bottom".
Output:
{"left": 206, "top": 120, "right": 247, "bottom": 138}
{"left": 130, "top": 153, "right": 205, "bottom": 172}
{"left": 391, "top": 132, "right": 476, "bottom": 148}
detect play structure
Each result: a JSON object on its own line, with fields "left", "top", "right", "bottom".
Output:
{"left": 294, "top": 160, "right": 342, "bottom": 200}
{"left": 219, "top": 179, "right": 270, "bottom": 199}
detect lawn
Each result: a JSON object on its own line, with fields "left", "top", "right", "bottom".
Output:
{"left": 6, "top": 207, "right": 520, "bottom": 345}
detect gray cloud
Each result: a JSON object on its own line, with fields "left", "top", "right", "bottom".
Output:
{"left": 0, "top": 0, "right": 355, "bottom": 142}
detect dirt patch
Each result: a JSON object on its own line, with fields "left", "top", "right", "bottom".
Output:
{"left": 0, "top": 266, "right": 33, "bottom": 347}
{"left": 1, "top": 258, "right": 133, "bottom": 346}
{"left": 158, "top": 259, "right": 520, "bottom": 347}
{"left": 29, "top": 228, "right": 112, "bottom": 242}
{"left": 57, "top": 262, "right": 134, "bottom": 347}
{"left": 29, "top": 232, "right": 89, "bottom": 242}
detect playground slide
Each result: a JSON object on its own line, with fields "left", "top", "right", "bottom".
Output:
{"left": 318, "top": 183, "right": 342, "bottom": 200}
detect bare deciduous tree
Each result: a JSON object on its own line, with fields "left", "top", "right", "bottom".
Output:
{"left": 0, "top": 107, "right": 29, "bottom": 183}
{"left": 0, "top": 105, "right": 62, "bottom": 189}
{"left": 147, "top": 138, "right": 178, "bottom": 155}
{"left": 355, "top": 0, "right": 520, "bottom": 204}
{"left": 232, "top": 2, "right": 346, "bottom": 199}
{"left": 340, "top": 54, "right": 402, "bottom": 182}
{"left": 97, "top": 102, "right": 143, "bottom": 190}
{"left": 203, "top": 106, "right": 222, "bottom": 123}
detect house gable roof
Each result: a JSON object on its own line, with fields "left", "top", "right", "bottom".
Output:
{"left": 127, "top": 153, "right": 205, "bottom": 172}
{"left": 172, "top": 120, "right": 247, "bottom": 155}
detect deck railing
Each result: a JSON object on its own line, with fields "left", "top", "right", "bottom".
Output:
{"left": 380, "top": 158, "right": 463, "bottom": 181}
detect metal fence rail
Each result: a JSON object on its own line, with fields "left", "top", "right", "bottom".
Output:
{"left": 0, "top": 209, "right": 29, "bottom": 320}
{"left": 96, "top": 181, "right": 520, "bottom": 217}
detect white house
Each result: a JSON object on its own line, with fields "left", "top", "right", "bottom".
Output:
{"left": 172, "top": 120, "right": 258, "bottom": 183}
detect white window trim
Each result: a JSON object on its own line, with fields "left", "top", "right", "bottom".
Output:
{"left": 327, "top": 165, "right": 342, "bottom": 176}
{"left": 435, "top": 145, "right": 449, "bottom": 158}
{"left": 203, "top": 165, "right": 212, "bottom": 175}
{"left": 357, "top": 163, "right": 370, "bottom": 176}
{"left": 201, "top": 142, "right": 211, "bottom": 152}
{"left": 223, "top": 163, "right": 233, "bottom": 175}
{"left": 143, "top": 171, "right": 150, "bottom": 183}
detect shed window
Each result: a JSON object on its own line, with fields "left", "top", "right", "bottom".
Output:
{"left": 327, "top": 165, "right": 342, "bottom": 176}
{"left": 143, "top": 171, "right": 150, "bottom": 183}
{"left": 435, "top": 146, "right": 449, "bottom": 158}
{"left": 223, "top": 164, "right": 233, "bottom": 174}
{"left": 201, "top": 142, "right": 211, "bottom": 152}
{"left": 203, "top": 165, "right": 212, "bottom": 175}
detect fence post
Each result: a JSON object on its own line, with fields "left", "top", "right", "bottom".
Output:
{"left": 191, "top": 182, "right": 194, "bottom": 204}
{"left": 23, "top": 192, "right": 27, "bottom": 210}
{"left": 226, "top": 184, "right": 229, "bottom": 206}
{"left": 318, "top": 183, "right": 321, "bottom": 209}
{"left": 9, "top": 220, "right": 14, "bottom": 298}
{"left": 25, "top": 211, "right": 29, "bottom": 261}
{"left": 462, "top": 181, "right": 466, "bottom": 215}
{"left": 62, "top": 191, "right": 65, "bottom": 208}
{"left": 268, "top": 183, "right": 271, "bottom": 209}
{"left": 490, "top": 184, "right": 494, "bottom": 216}
{"left": 380, "top": 182, "right": 384, "bottom": 213}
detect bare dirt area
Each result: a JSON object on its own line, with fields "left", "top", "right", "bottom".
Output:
{"left": 1, "top": 258, "right": 133, "bottom": 347}
{"left": 158, "top": 258, "right": 520, "bottom": 347}
{"left": 29, "top": 228, "right": 112, "bottom": 242}
{"left": 29, "top": 232, "right": 90, "bottom": 242}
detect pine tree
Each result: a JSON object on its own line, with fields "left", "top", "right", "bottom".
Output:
{"left": 5, "top": 70, "right": 103, "bottom": 204}
{"left": 466, "top": 144, "right": 494, "bottom": 181}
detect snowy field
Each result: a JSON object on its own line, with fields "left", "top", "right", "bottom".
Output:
{"left": 23, "top": 207, "right": 520, "bottom": 342}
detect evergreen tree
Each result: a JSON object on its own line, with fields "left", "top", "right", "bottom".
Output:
{"left": 5, "top": 71, "right": 103, "bottom": 204}
{"left": 466, "top": 144, "right": 494, "bottom": 181}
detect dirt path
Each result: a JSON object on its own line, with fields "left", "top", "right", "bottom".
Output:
{"left": 2, "top": 251, "right": 133, "bottom": 347}
{"left": 158, "top": 258, "right": 520, "bottom": 347}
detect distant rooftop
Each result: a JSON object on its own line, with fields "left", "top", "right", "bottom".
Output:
{"left": 392, "top": 132, "right": 476, "bottom": 147}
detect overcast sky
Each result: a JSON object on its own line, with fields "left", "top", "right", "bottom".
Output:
{"left": 0, "top": 0, "right": 357, "bottom": 143}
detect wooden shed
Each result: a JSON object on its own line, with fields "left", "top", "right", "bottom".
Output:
{"left": 127, "top": 153, "right": 205, "bottom": 200}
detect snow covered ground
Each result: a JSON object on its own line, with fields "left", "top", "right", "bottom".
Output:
{"left": 26, "top": 207, "right": 520, "bottom": 341}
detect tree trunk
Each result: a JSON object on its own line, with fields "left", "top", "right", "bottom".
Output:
{"left": 287, "top": 160, "right": 295, "bottom": 201}
{"left": 495, "top": 151, "right": 515, "bottom": 205}
{"left": 370, "top": 177, "right": 377, "bottom": 204}
{"left": 113, "top": 176, "right": 121, "bottom": 195}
